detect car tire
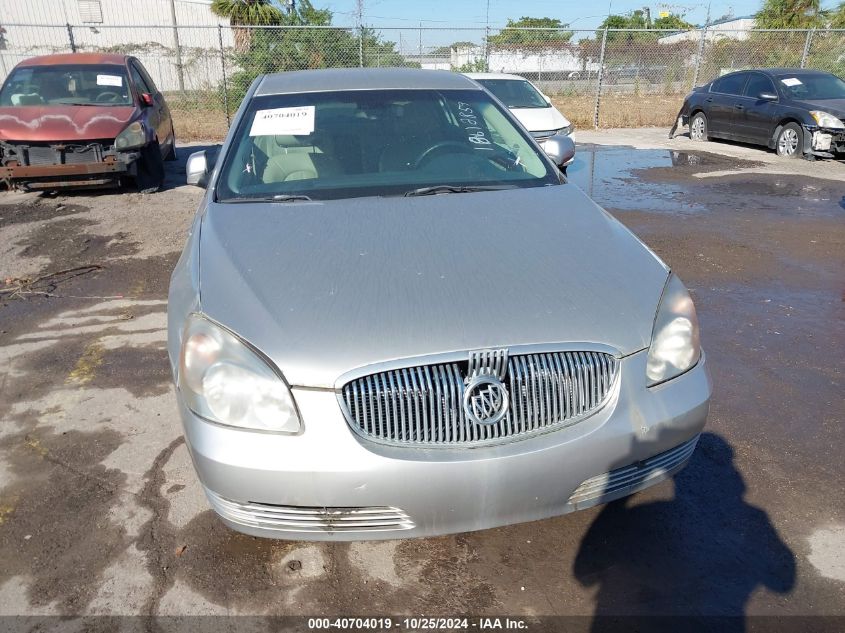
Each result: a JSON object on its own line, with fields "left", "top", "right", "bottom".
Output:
{"left": 690, "top": 112, "right": 708, "bottom": 142}
{"left": 776, "top": 123, "right": 803, "bottom": 158}
{"left": 164, "top": 128, "right": 178, "bottom": 162}
{"left": 135, "top": 140, "right": 165, "bottom": 193}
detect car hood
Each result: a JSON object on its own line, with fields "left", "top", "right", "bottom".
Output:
{"left": 792, "top": 98, "right": 845, "bottom": 120}
{"left": 199, "top": 185, "right": 669, "bottom": 388}
{"left": 0, "top": 105, "right": 137, "bottom": 141}
{"left": 509, "top": 106, "right": 570, "bottom": 133}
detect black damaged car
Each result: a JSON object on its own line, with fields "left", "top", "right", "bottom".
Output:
{"left": 670, "top": 68, "right": 845, "bottom": 159}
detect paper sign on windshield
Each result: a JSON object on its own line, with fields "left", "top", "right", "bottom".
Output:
{"left": 781, "top": 77, "right": 803, "bottom": 87}
{"left": 97, "top": 74, "right": 123, "bottom": 87}
{"left": 249, "top": 106, "right": 315, "bottom": 136}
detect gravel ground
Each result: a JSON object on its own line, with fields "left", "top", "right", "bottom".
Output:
{"left": 0, "top": 130, "right": 843, "bottom": 625}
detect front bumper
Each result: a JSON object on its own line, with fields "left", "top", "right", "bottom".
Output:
{"left": 0, "top": 141, "right": 139, "bottom": 188}
{"left": 805, "top": 126, "right": 845, "bottom": 157}
{"left": 178, "top": 349, "right": 711, "bottom": 541}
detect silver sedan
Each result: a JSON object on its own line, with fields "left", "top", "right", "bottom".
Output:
{"left": 168, "top": 68, "right": 710, "bottom": 540}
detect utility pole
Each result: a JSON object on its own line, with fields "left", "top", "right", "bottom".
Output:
{"left": 168, "top": 0, "right": 185, "bottom": 93}
{"left": 484, "top": 0, "right": 491, "bottom": 72}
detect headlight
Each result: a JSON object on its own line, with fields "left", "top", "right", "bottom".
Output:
{"left": 114, "top": 121, "right": 147, "bottom": 150}
{"left": 178, "top": 314, "right": 301, "bottom": 433}
{"left": 809, "top": 111, "right": 845, "bottom": 129}
{"left": 646, "top": 274, "right": 701, "bottom": 386}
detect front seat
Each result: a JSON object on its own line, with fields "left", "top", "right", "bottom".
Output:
{"left": 261, "top": 135, "right": 342, "bottom": 183}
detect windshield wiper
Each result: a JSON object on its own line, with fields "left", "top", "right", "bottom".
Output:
{"left": 224, "top": 194, "right": 312, "bottom": 203}
{"left": 403, "top": 185, "right": 513, "bottom": 197}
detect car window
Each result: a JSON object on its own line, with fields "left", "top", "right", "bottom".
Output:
{"left": 711, "top": 73, "right": 748, "bottom": 96}
{"left": 134, "top": 62, "right": 160, "bottom": 94}
{"left": 216, "top": 88, "right": 559, "bottom": 202}
{"left": 776, "top": 73, "right": 845, "bottom": 100}
{"left": 0, "top": 64, "right": 132, "bottom": 106}
{"left": 476, "top": 79, "right": 548, "bottom": 109}
{"left": 129, "top": 64, "right": 151, "bottom": 95}
{"left": 743, "top": 74, "right": 776, "bottom": 98}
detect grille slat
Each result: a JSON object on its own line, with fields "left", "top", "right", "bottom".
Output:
{"left": 341, "top": 350, "right": 619, "bottom": 448}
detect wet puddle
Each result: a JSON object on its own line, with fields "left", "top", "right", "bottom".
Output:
{"left": 566, "top": 145, "right": 844, "bottom": 218}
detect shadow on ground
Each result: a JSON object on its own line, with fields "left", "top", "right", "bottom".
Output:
{"left": 574, "top": 432, "right": 796, "bottom": 632}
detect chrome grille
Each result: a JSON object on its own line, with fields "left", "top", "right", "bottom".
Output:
{"left": 567, "top": 435, "right": 700, "bottom": 509}
{"left": 206, "top": 489, "right": 414, "bottom": 533}
{"left": 341, "top": 350, "right": 618, "bottom": 447}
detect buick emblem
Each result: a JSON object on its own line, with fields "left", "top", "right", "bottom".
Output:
{"left": 463, "top": 374, "right": 509, "bottom": 425}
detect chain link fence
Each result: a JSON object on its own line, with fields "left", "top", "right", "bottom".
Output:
{"left": 1, "top": 23, "right": 843, "bottom": 139}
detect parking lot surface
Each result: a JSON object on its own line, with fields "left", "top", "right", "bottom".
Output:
{"left": 0, "top": 130, "right": 843, "bottom": 621}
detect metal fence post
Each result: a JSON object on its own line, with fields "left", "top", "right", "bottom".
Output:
{"left": 592, "top": 28, "right": 608, "bottom": 130}
{"left": 66, "top": 23, "right": 77, "bottom": 53}
{"left": 218, "top": 24, "right": 230, "bottom": 127}
{"left": 169, "top": 0, "right": 186, "bottom": 92}
{"left": 359, "top": 26, "right": 364, "bottom": 67}
{"left": 691, "top": 26, "right": 708, "bottom": 89}
{"left": 800, "top": 28, "right": 814, "bottom": 68}
{"left": 484, "top": 25, "right": 490, "bottom": 72}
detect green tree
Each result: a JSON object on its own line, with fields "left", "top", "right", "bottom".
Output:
{"left": 227, "top": 0, "right": 414, "bottom": 105}
{"left": 652, "top": 14, "right": 694, "bottom": 29}
{"left": 754, "top": 0, "right": 825, "bottom": 28}
{"left": 830, "top": 1, "right": 845, "bottom": 26}
{"left": 489, "top": 17, "right": 573, "bottom": 48}
{"left": 211, "top": 0, "right": 284, "bottom": 50}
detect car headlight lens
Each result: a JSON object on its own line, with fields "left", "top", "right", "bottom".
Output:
{"left": 809, "top": 111, "right": 845, "bottom": 129}
{"left": 178, "top": 314, "right": 301, "bottom": 433}
{"left": 646, "top": 274, "right": 701, "bottom": 386}
{"left": 114, "top": 121, "right": 147, "bottom": 150}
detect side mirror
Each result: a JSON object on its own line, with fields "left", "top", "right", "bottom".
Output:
{"left": 186, "top": 150, "right": 209, "bottom": 188}
{"left": 541, "top": 92, "right": 552, "bottom": 104}
{"left": 541, "top": 134, "right": 575, "bottom": 169}
{"left": 759, "top": 92, "right": 778, "bottom": 101}
{"left": 140, "top": 93, "right": 154, "bottom": 107}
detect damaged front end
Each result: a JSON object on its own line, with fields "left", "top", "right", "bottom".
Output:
{"left": 805, "top": 125, "right": 845, "bottom": 158}
{"left": 0, "top": 140, "right": 140, "bottom": 190}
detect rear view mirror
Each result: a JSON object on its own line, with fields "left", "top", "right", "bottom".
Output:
{"left": 186, "top": 150, "right": 209, "bottom": 188}
{"left": 759, "top": 92, "right": 778, "bottom": 101}
{"left": 541, "top": 134, "right": 576, "bottom": 169}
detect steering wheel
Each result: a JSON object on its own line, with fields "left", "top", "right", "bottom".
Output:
{"left": 95, "top": 91, "right": 121, "bottom": 103}
{"left": 413, "top": 141, "right": 476, "bottom": 169}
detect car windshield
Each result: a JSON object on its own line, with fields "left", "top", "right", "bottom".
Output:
{"left": 776, "top": 73, "right": 845, "bottom": 100}
{"left": 0, "top": 64, "right": 132, "bottom": 107}
{"left": 476, "top": 79, "right": 549, "bottom": 109}
{"left": 216, "top": 88, "right": 559, "bottom": 202}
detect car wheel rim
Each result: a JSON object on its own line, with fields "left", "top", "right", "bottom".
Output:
{"left": 779, "top": 129, "right": 799, "bottom": 155}
{"left": 691, "top": 117, "right": 705, "bottom": 140}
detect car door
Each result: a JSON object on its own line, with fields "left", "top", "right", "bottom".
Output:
{"left": 128, "top": 59, "right": 170, "bottom": 149}
{"left": 741, "top": 72, "right": 780, "bottom": 145}
{"left": 706, "top": 72, "right": 749, "bottom": 138}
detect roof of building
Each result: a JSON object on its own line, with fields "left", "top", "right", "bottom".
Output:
{"left": 256, "top": 67, "right": 480, "bottom": 96}
{"left": 16, "top": 53, "right": 128, "bottom": 67}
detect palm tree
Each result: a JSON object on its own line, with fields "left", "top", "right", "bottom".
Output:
{"left": 211, "top": 0, "right": 284, "bottom": 51}
{"left": 755, "top": 0, "right": 824, "bottom": 28}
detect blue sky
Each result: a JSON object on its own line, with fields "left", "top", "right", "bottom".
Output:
{"left": 320, "top": 0, "right": 840, "bottom": 31}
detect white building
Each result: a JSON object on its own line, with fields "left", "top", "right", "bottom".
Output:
{"left": 0, "top": 0, "right": 231, "bottom": 90}
{"left": 451, "top": 44, "right": 598, "bottom": 75}
{"left": 657, "top": 17, "right": 756, "bottom": 45}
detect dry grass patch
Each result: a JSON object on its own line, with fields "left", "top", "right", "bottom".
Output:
{"left": 551, "top": 93, "right": 684, "bottom": 130}
{"left": 170, "top": 106, "right": 229, "bottom": 142}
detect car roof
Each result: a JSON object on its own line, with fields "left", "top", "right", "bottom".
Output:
{"left": 255, "top": 67, "right": 481, "bottom": 96}
{"left": 715, "top": 67, "right": 832, "bottom": 80}
{"left": 16, "top": 53, "right": 128, "bottom": 67}
{"left": 463, "top": 73, "right": 527, "bottom": 81}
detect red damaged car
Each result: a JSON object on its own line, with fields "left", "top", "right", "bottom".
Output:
{"left": 0, "top": 53, "right": 176, "bottom": 192}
